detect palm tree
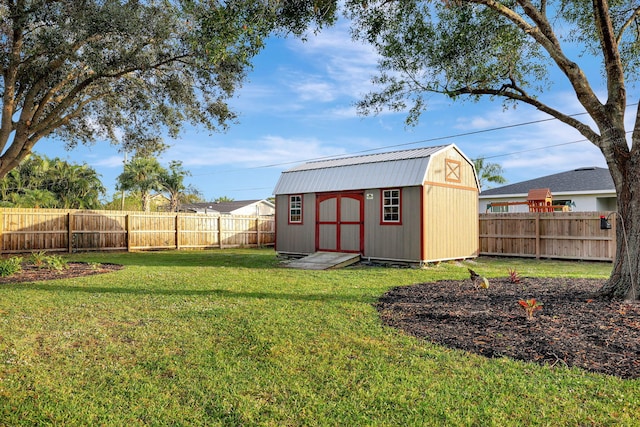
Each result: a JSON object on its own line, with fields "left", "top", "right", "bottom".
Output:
{"left": 473, "top": 157, "right": 507, "bottom": 191}
{"left": 159, "top": 161, "right": 189, "bottom": 212}
{"left": 10, "top": 189, "right": 58, "bottom": 208}
{"left": 50, "top": 161, "right": 106, "bottom": 209}
{"left": 0, "top": 154, "right": 105, "bottom": 208}
{"left": 117, "top": 157, "right": 165, "bottom": 212}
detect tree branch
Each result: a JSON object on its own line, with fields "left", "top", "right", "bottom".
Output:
{"left": 446, "top": 85, "right": 602, "bottom": 144}
{"left": 617, "top": 7, "right": 640, "bottom": 44}
{"left": 0, "top": 12, "right": 24, "bottom": 155}
{"left": 468, "top": 0, "right": 608, "bottom": 130}
{"left": 28, "top": 51, "right": 191, "bottom": 138}
{"left": 593, "top": 0, "right": 626, "bottom": 120}
{"left": 632, "top": 102, "right": 640, "bottom": 153}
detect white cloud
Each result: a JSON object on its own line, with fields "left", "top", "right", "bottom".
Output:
{"left": 283, "top": 22, "right": 380, "bottom": 102}
{"left": 163, "top": 135, "right": 347, "bottom": 170}
{"left": 92, "top": 155, "right": 127, "bottom": 168}
{"left": 291, "top": 79, "right": 337, "bottom": 102}
{"left": 442, "top": 93, "right": 613, "bottom": 185}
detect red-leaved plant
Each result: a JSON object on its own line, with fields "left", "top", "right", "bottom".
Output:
{"left": 518, "top": 298, "right": 543, "bottom": 319}
{"left": 507, "top": 268, "right": 521, "bottom": 283}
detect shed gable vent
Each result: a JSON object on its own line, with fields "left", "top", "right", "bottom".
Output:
{"left": 445, "top": 159, "right": 461, "bottom": 183}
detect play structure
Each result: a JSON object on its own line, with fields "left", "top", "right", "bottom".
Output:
{"left": 486, "top": 188, "right": 571, "bottom": 213}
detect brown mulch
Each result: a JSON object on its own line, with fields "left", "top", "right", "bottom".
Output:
{"left": 376, "top": 277, "right": 640, "bottom": 379}
{"left": 0, "top": 262, "right": 124, "bottom": 285}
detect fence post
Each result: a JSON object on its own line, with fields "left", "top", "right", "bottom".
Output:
{"left": 126, "top": 214, "right": 131, "bottom": 252}
{"left": 175, "top": 214, "right": 180, "bottom": 250}
{"left": 0, "top": 210, "right": 3, "bottom": 255}
{"left": 68, "top": 212, "right": 73, "bottom": 253}
{"left": 535, "top": 213, "right": 540, "bottom": 259}
{"left": 218, "top": 216, "right": 223, "bottom": 249}
{"left": 256, "top": 217, "right": 261, "bottom": 247}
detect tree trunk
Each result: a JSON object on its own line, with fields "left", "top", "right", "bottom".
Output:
{"left": 142, "top": 192, "right": 151, "bottom": 212}
{"left": 598, "top": 162, "right": 640, "bottom": 301}
{"left": 0, "top": 150, "right": 28, "bottom": 180}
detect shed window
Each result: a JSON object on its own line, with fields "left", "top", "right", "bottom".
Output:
{"left": 382, "top": 189, "right": 401, "bottom": 223}
{"left": 289, "top": 195, "right": 303, "bottom": 223}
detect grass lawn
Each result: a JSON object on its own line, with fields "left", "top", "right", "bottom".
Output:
{"left": 1, "top": 249, "right": 638, "bottom": 426}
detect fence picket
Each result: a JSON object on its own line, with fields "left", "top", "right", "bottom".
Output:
{"left": 479, "top": 212, "right": 616, "bottom": 261}
{"left": 0, "top": 208, "right": 275, "bottom": 254}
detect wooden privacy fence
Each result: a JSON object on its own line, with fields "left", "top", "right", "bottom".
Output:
{"left": 0, "top": 208, "right": 275, "bottom": 254}
{"left": 479, "top": 212, "right": 616, "bottom": 261}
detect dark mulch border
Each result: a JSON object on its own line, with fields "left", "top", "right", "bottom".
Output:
{"left": 0, "top": 262, "right": 124, "bottom": 285}
{"left": 376, "top": 277, "right": 640, "bottom": 379}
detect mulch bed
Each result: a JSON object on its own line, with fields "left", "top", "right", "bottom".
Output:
{"left": 0, "top": 262, "right": 124, "bottom": 285}
{"left": 376, "top": 277, "right": 640, "bottom": 379}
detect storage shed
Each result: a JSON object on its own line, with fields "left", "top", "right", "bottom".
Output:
{"left": 273, "top": 144, "right": 480, "bottom": 264}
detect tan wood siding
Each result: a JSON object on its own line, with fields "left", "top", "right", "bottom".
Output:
{"left": 426, "top": 148, "right": 478, "bottom": 189}
{"left": 422, "top": 184, "right": 479, "bottom": 261}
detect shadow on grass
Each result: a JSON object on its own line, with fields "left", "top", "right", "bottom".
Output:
{"left": 3, "top": 282, "right": 367, "bottom": 303}
{"left": 73, "top": 250, "right": 280, "bottom": 269}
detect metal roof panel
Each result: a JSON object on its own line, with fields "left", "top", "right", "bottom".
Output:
{"left": 273, "top": 148, "right": 441, "bottom": 194}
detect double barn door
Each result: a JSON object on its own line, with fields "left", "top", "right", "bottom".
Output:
{"left": 316, "top": 192, "right": 364, "bottom": 253}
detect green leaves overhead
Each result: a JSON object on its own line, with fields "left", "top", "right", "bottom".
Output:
{"left": 347, "top": 1, "right": 551, "bottom": 124}
{"left": 0, "top": 0, "right": 338, "bottom": 178}
{"left": 345, "top": 0, "right": 639, "bottom": 126}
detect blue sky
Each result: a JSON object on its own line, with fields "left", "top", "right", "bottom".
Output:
{"left": 34, "top": 21, "right": 636, "bottom": 202}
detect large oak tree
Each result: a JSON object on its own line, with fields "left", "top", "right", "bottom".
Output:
{"left": 0, "top": 0, "right": 335, "bottom": 176}
{"left": 340, "top": 0, "right": 639, "bottom": 300}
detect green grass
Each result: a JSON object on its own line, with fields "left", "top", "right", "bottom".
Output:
{"left": 0, "top": 249, "right": 637, "bottom": 426}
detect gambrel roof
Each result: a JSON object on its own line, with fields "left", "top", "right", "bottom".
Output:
{"left": 273, "top": 145, "right": 460, "bottom": 195}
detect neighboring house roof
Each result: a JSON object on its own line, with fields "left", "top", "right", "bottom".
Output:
{"left": 180, "top": 199, "right": 274, "bottom": 214}
{"left": 274, "top": 144, "right": 463, "bottom": 195}
{"left": 150, "top": 193, "right": 170, "bottom": 202}
{"left": 479, "top": 167, "right": 615, "bottom": 198}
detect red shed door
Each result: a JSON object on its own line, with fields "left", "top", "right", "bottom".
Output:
{"left": 316, "top": 192, "right": 364, "bottom": 253}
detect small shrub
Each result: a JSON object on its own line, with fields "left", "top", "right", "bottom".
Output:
{"left": 29, "top": 251, "right": 49, "bottom": 267}
{"left": 518, "top": 298, "right": 543, "bottom": 319}
{"left": 44, "top": 255, "right": 68, "bottom": 271}
{"left": 88, "top": 262, "right": 102, "bottom": 270}
{"left": 507, "top": 268, "right": 521, "bottom": 283}
{"left": 0, "top": 256, "right": 23, "bottom": 277}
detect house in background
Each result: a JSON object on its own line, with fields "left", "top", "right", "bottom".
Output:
{"left": 179, "top": 199, "right": 275, "bottom": 216}
{"left": 273, "top": 144, "right": 480, "bottom": 264}
{"left": 146, "top": 193, "right": 171, "bottom": 211}
{"left": 479, "top": 167, "right": 616, "bottom": 213}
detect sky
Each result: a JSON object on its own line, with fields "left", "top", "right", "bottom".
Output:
{"left": 33, "top": 20, "right": 637, "bottom": 203}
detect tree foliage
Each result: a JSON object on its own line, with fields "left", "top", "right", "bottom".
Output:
{"left": 0, "top": 0, "right": 336, "bottom": 178}
{"left": 159, "top": 160, "right": 190, "bottom": 212}
{"left": 0, "top": 154, "right": 105, "bottom": 208}
{"left": 474, "top": 157, "right": 507, "bottom": 190}
{"left": 214, "top": 196, "right": 235, "bottom": 203}
{"left": 343, "top": 0, "right": 640, "bottom": 300}
{"left": 116, "top": 156, "right": 165, "bottom": 212}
